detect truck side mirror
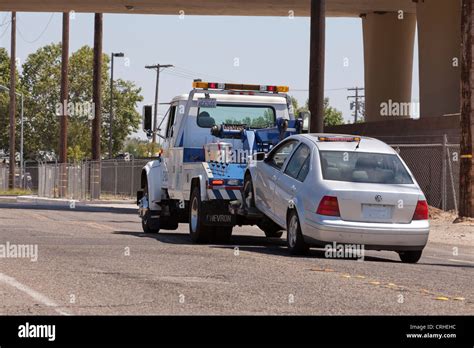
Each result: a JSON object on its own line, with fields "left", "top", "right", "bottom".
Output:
{"left": 143, "top": 105, "right": 153, "bottom": 133}
{"left": 254, "top": 152, "right": 266, "bottom": 161}
{"left": 298, "top": 111, "right": 310, "bottom": 133}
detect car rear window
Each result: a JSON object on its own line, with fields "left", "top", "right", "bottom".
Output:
{"left": 319, "top": 151, "right": 414, "bottom": 184}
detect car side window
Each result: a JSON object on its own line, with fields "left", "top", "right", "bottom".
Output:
{"left": 284, "top": 144, "right": 311, "bottom": 181}
{"left": 267, "top": 140, "right": 298, "bottom": 170}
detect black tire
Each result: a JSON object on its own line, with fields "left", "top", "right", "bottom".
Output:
{"left": 160, "top": 217, "right": 179, "bottom": 231}
{"left": 189, "top": 186, "right": 212, "bottom": 243}
{"left": 212, "top": 226, "right": 233, "bottom": 244}
{"left": 141, "top": 183, "right": 159, "bottom": 234}
{"left": 398, "top": 250, "right": 423, "bottom": 264}
{"left": 286, "top": 210, "right": 309, "bottom": 255}
{"left": 142, "top": 211, "right": 160, "bottom": 234}
{"left": 258, "top": 220, "right": 283, "bottom": 238}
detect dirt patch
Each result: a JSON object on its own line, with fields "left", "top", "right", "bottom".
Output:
{"left": 429, "top": 206, "right": 474, "bottom": 225}
{"left": 428, "top": 206, "right": 474, "bottom": 246}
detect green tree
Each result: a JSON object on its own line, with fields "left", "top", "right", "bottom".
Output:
{"left": 0, "top": 48, "right": 22, "bottom": 157}
{"left": 0, "top": 48, "right": 11, "bottom": 153}
{"left": 323, "top": 98, "right": 344, "bottom": 127}
{"left": 291, "top": 96, "right": 344, "bottom": 127}
{"left": 123, "top": 137, "right": 157, "bottom": 158}
{"left": 19, "top": 43, "right": 143, "bottom": 161}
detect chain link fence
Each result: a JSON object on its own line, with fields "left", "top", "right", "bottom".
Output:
{"left": 36, "top": 159, "right": 150, "bottom": 200}
{"left": 24, "top": 135, "right": 461, "bottom": 211}
{"left": 0, "top": 165, "right": 8, "bottom": 191}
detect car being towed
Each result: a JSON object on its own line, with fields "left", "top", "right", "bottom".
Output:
{"left": 242, "top": 134, "right": 430, "bottom": 263}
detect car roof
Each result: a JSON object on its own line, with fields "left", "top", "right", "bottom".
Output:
{"left": 296, "top": 133, "right": 396, "bottom": 155}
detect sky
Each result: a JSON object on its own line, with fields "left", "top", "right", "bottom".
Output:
{"left": 0, "top": 11, "right": 419, "bottom": 139}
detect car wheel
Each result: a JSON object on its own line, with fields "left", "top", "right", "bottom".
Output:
{"left": 243, "top": 174, "right": 256, "bottom": 209}
{"left": 258, "top": 219, "right": 283, "bottom": 238}
{"left": 398, "top": 250, "right": 423, "bottom": 264}
{"left": 286, "top": 210, "right": 309, "bottom": 255}
{"left": 189, "top": 186, "right": 211, "bottom": 243}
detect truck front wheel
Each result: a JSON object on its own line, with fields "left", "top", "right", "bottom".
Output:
{"left": 189, "top": 186, "right": 211, "bottom": 243}
{"left": 142, "top": 211, "right": 160, "bottom": 234}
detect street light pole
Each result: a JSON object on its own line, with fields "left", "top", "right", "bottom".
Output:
{"left": 0, "top": 85, "right": 24, "bottom": 188}
{"left": 109, "top": 52, "right": 124, "bottom": 159}
{"left": 145, "top": 64, "right": 173, "bottom": 145}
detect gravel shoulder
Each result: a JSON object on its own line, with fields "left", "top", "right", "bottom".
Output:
{"left": 428, "top": 207, "right": 474, "bottom": 246}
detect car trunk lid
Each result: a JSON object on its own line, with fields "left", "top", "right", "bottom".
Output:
{"left": 323, "top": 182, "right": 420, "bottom": 223}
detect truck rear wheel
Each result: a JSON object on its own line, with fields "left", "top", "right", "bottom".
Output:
{"left": 212, "top": 227, "right": 233, "bottom": 244}
{"left": 189, "top": 186, "right": 211, "bottom": 243}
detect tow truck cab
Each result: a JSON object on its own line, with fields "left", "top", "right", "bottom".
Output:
{"left": 137, "top": 81, "right": 304, "bottom": 243}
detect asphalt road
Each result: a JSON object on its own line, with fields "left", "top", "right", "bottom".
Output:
{"left": 0, "top": 204, "right": 472, "bottom": 315}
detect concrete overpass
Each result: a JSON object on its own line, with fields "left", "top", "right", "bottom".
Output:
{"left": 0, "top": 0, "right": 461, "bottom": 122}
{"left": 0, "top": 0, "right": 416, "bottom": 17}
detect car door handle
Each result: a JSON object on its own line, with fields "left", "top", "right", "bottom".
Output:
{"left": 272, "top": 175, "right": 277, "bottom": 181}
{"left": 291, "top": 185, "right": 297, "bottom": 192}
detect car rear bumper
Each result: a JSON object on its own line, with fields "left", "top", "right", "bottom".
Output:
{"left": 303, "top": 214, "right": 429, "bottom": 251}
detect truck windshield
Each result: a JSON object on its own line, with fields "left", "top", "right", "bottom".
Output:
{"left": 319, "top": 151, "right": 414, "bottom": 184}
{"left": 197, "top": 104, "right": 275, "bottom": 129}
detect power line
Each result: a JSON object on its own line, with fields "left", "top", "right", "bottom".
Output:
{"left": 17, "top": 13, "right": 55, "bottom": 44}
{"left": 347, "top": 87, "right": 365, "bottom": 123}
{"left": 173, "top": 65, "right": 230, "bottom": 81}
{"left": 0, "top": 22, "right": 10, "bottom": 39}
{"left": 145, "top": 63, "right": 174, "bottom": 144}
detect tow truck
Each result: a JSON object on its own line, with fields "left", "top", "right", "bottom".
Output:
{"left": 137, "top": 81, "right": 305, "bottom": 243}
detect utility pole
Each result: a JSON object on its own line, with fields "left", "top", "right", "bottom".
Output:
{"left": 59, "top": 12, "right": 69, "bottom": 197}
{"left": 91, "top": 13, "right": 103, "bottom": 199}
{"left": 8, "top": 12, "right": 16, "bottom": 189}
{"left": 460, "top": 0, "right": 474, "bottom": 217}
{"left": 145, "top": 64, "right": 173, "bottom": 145}
{"left": 109, "top": 52, "right": 124, "bottom": 159}
{"left": 347, "top": 87, "right": 365, "bottom": 123}
{"left": 308, "top": 0, "right": 326, "bottom": 133}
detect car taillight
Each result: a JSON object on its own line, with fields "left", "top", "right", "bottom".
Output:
{"left": 412, "top": 200, "right": 429, "bottom": 220}
{"left": 316, "top": 196, "right": 340, "bottom": 217}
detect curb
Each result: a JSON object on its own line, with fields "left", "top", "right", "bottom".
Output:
{"left": 0, "top": 195, "right": 137, "bottom": 214}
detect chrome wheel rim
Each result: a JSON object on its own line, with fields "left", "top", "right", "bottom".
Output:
{"left": 244, "top": 182, "right": 253, "bottom": 207}
{"left": 288, "top": 214, "right": 298, "bottom": 248}
{"left": 191, "top": 196, "right": 199, "bottom": 232}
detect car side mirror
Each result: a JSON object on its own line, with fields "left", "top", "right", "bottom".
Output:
{"left": 254, "top": 152, "right": 266, "bottom": 161}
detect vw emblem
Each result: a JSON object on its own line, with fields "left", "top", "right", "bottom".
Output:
{"left": 375, "top": 195, "right": 383, "bottom": 203}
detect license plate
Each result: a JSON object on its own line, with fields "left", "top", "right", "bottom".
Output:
{"left": 362, "top": 204, "right": 391, "bottom": 219}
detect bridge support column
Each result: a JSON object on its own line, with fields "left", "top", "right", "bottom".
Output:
{"left": 417, "top": 0, "right": 461, "bottom": 118}
{"left": 362, "top": 12, "right": 416, "bottom": 122}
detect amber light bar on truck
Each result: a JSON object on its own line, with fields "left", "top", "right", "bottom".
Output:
{"left": 192, "top": 81, "right": 289, "bottom": 93}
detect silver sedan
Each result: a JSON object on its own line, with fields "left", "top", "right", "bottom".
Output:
{"left": 243, "top": 134, "right": 430, "bottom": 263}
